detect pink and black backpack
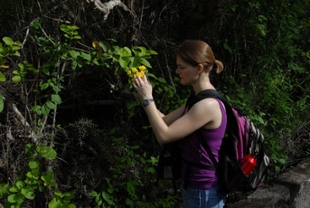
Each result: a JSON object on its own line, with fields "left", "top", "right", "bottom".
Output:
{"left": 187, "top": 89, "right": 271, "bottom": 195}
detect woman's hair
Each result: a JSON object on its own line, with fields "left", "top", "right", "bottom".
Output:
{"left": 175, "top": 40, "right": 224, "bottom": 74}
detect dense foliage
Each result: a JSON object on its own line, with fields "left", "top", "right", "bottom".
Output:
{"left": 0, "top": 0, "right": 309, "bottom": 207}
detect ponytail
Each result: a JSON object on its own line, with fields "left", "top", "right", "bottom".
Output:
{"left": 213, "top": 60, "right": 224, "bottom": 74}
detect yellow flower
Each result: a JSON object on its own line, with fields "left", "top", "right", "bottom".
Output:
{"left": 132, "top": 68, "right": 138, "bottom": 73}
{"left": 139, "top": 65, "right": 146, "bottom": 71}
{"left": 127, "top": 66, "right": 148, "bottom": 82}
{"left": 138, "top": 71, "right": 145, "bottom": 78}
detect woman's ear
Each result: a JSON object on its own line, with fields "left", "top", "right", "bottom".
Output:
{"left": 197, "top": 64, "right": 204, "bottom": 74}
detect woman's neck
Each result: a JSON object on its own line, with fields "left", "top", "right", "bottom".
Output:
{"left": 192, "top": 81, "right": 215, "bottom": 95}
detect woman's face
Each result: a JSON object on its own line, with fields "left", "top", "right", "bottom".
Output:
{"left": 175, "top": 55, "right": 198, "bottom": 85}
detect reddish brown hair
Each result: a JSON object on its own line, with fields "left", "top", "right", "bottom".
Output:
{"left": 175, "top": 40, "right": 224, "bottom": 74}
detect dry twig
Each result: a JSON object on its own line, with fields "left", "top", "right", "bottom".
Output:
{"left": 87, "top": 0, "right": 129, "bottom": 20}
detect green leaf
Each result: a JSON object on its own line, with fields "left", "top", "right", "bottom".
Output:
{"left": 46, "top": 101, "right": 57, "bottom": 110}
{"left": 12, "top": 75, "right": 21, "bottom": 83}
{"left": 32, "top": 105, "right": 42, "bottom": 115}
{"left": 51, "top": 94, "right": 62, "bottom": 104}
{"left": 42, "top": 66, "right": 50, "bottom": 75}
{"left": 119, "top": 57, "right": 129, "bottom": 68}
{"left": 0, "top": 183, "right": 10, "bottom": 198}
{"left": 68, "top": 25, "right": 79, "bottom": 31}
{"left": 36, "top": 145, "right": 57, "bottom": 160}
{"left": 102, "top": 191, "right": 114, "bottom": 205}
{"left": 90, "top": 191, "right": 98, "bottom": 197}
{"left": 80, "top": 52, "right": 91, "bottom": 61}
{"left": 69, "top": 50, "right": 80, "bottom": 59}
{"left": 3, "top": 37, "right": 14, "bottom": 46}
{"left": 23, "top": 189, "right": 35, "bottom": 200}
{"left": 41, "top": 171, "right": 55, "bottom": 188}
{"left": 0, "top": 94, "right": 4, "bottom": 113}
{"left": 130, "top": 57, "right": 140, "bottom": 68}
{"left": 25, "top": 143, "right": 35, "bottom": 155}
{"left": 223, "top": 42, "right": 232, "bottom": 54}
{"left": 63, "top": 192, "right": 74, "bottom": 200}
{"left": 0, "top": 72, "right": 6, "bottom": 82}
{"left": 12, "top": 70, "right": 19, "bottom": 75}
{"left": 139, "top": 58, "right": 151, "bottom": 68}
{"left": 71, "top": 61, "right": 77, "bottom": 70}
{"left": 40, "top": 82, "right": 49, "bottom": 91}
{"left": 138, "top": 46, "right": 147, "bottom": 55}
{"left": 157, "top": 77, "right": 167, "bottom": 83}
{"left": 53, "top": 85, "right": 62, "bottom": 93}
{"left": 49, "top": 198, "right": 61, "bottom": 208}
{"left": 129, "top": 145, "right": 139, "bottom": 150}
{"left": 119, "top": 47, "right": 132, "bottom": 57}
{"left": 26, "top": 170, "right": 40, "bottom": 180}
{"left": 9, "top": 187, "right": 19, "bottom": 193}
{"left": 29, "top": 160, "right": 39, "bottom": 169}
{"left": 15, "top": 181, "right": 25, "bottom": 189}
{"left": 98, "top": 41, "right": 110, "bottom": 52}
{"left": 54, "top": 190, "right": 63, "bottom": 197}
{"left": 8, "top": 193, "right": 23, "bottom": 203}
{"left": 278, "top": 158, "right": 287, "bottom": 165}
{"left": 60, "top": 24, "right": 70, "bottom": 33}
{"left": 149, "top": 49, "right": 158, "bottom": 55}
{"left": 73, "top": 35, "right": 81, "bottom": 40}
{"left": 41, "top": 104, "right": 50, "bottom": 115}
{"left": 13, "top": 50, "right": 21, "bottom": 57}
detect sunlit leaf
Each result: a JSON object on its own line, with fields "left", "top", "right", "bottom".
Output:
{"left": 12, "top": 75, "right": 21, "bottom": 83}
{"left": 139, "top": 58, "right": 151, "bottom": 68}
{"left": 69, "top": 50, "right": 80, "bottom": 59}
{"left": 119, "top": 47, "right": 132, "bottom": 57}
{"left": 8, "top": 193, "right": 22, "bottom": 203}
{"left": 23, "top": 189, "right": 35, "bottom": 200}
{"left": 36, "top": 145, "right": 57, "bottom": 160}
{"left": 29, "top": 160, "right": 39, "bottom": 169}
{"left": 3, "top": 37, "right": 14, "bottom": 46}
{"left": 48, "top": 198, "right": 61, "bottom": 208}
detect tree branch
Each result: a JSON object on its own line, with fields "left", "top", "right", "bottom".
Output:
{"left": 11, "top": 103, "right": 37, "bottom": 143}
{"left": 87, "top": 0, "right": 129, "bottom": 20}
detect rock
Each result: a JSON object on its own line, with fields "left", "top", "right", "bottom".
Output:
{"left": 226, "top": 158, "right": 310, "bottom": 208}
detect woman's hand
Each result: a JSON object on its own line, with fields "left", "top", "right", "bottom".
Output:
{"left": 133, "top": 75, "right": 153, "bottom": 101}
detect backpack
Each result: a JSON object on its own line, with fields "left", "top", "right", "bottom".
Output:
{"left": 187, "top": 89, "right": 270, "bottom": 194}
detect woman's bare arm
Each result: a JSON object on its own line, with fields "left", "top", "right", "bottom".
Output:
{"left": 158, "top": 104, "right": 185, "bottom": 126}
{"left": 143, "top": 98, "right": 221, "bottom": 144}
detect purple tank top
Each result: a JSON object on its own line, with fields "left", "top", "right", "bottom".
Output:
{"left": 181, "top": 98, "right": 227, "bottom": 189}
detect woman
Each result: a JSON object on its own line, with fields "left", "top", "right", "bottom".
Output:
{"left": 133, "top": 40, "right": 226, "bottom": 208}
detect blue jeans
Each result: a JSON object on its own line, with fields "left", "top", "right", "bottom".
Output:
{"left": 181, "top": 185, "right": 225, "bottom": 208}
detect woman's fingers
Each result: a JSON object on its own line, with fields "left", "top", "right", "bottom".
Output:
{"left": 133, "top": 76, "right": 143, "bottom": 90}
{"left": 134, "top": 75, "right": 146, "bottom": 86}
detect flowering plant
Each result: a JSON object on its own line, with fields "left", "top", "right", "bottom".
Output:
{"left": 126, "top": 65, "right": 148, "bottom": 82}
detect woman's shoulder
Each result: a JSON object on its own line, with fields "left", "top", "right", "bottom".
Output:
{"left": 193, "top": 97, "right": 221, "bottom": 110}
{"left": 187, "top": 98, "right": 221, "bottom": 119}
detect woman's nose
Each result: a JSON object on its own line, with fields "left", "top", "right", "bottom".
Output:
{"left": 175, "top": 68, "right": 179, "bottom": 74}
